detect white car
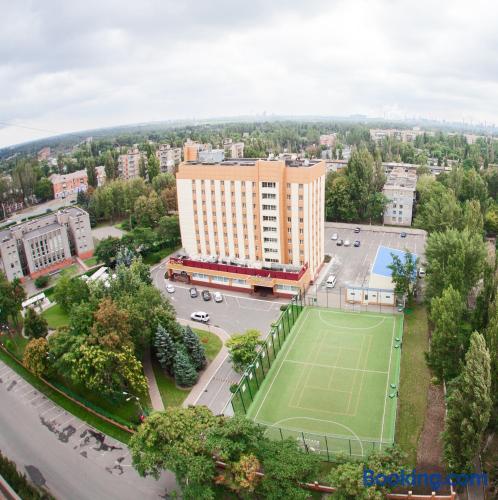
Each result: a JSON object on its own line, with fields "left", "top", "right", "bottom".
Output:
{"left": 166, "top": 284, "right": 175, "bottom": 293}
{"left": 214, "top": 292, "right": 223, "bottom": 303}
{"left": 331, "top": 233, "right": 338, "bottom": 240}
{"left": 343, "top": 239, "right": 351, "bottom": 247}
{"left": 326, "top": 275, "right": 337, "bottom": 288}
{"left": 418, "top": 268, "right": 426, "bottom": 278}
{"left": 191, "top": 311, "right": 210, "bottom": 323}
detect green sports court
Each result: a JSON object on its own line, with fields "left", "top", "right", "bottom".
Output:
{"left": 243, "top": 307, "right": 403, "bottom": 458}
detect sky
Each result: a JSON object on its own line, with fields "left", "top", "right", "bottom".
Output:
{"left": 1, "top": 0, "right": 498, "bottom": 148}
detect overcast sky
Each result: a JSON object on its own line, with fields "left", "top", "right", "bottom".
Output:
{"left": 1, "top": 0, "right": 498, "bottom": 148}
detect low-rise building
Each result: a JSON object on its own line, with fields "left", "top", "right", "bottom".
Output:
{"left": 118, "top": 147, "right": 145, "bottom": 180}
{"left": 223, "top": 139, "right": 245, "bottom": 159}
{"left": 183, "top": 139, "right": 211, "bottom": 162}
{"left": 319, "top": 134, "right": 337, "bottom": 148}
{"left": 370, "top": 128, "right": 426, "bottom": 143}
{"left": 0, "top": 207, "right": 94, "bottom": 281}
{"left": 96, "top": 166, "right": 106, "bottom": 186}
{"left": 156, "top": 144, "right": 182, "bottom": 173}
{"left": 50, "top": 170, "right": 88, "bottom": 199}
{"left": 37, "top": 147, "right": 51, "bottom": 162}
{"left": 382, "top": 167, "right": 417, "bottom": 226}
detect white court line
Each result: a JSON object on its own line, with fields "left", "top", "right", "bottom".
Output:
{"left": 317, "top": 310, "right": 387, "bottom": 331}
{"left": 379, "top": 316, "right": 396, "bottom": 448}
{"left": 284, "top": 359, "right": 388, "bottom": 375}
{"left": 253, "top": 309, "right": 310, "bottom": 421}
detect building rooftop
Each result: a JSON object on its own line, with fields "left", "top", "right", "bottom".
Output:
{"left": 184, "top": 158, "right": 323, "bottom": 168}
{"left": 23, "top": 222, "right": 63, "bottom": 239}
{"left": 383, "top": 167, "right": 417, "bottom": 190}
{"left": 50, "top": 169, "right": 87, "bottom": 184}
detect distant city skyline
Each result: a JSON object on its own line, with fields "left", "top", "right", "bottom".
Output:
{"left": 1, "top": 0, "right": 498, "bottom": 148}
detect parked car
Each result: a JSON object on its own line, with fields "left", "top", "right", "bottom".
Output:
{"left": 326, "top": 275, "right": 337, "bottom": 288}
{"left": 336, "top": 239, "right": 344, "bottom": 246}
{"left": 191, "top": 311, "right": 210, "bottom": 323}
{"left": 166, "top": 284, "right": 175, "bottom": 293}
{"left": 202, "top": 290, "right": 212, "bottom": 301}
{"left": 354, "top": 227, "right": 361, "bottom": 233}
{"left": 400, "top": 232, "right": 407, "bottom": 238}
{"left": 189, "top": 287, "right": 198, "bottom": 298}
{"left": 354, "top": 240, "right": 361, "bottom": 247}
{"left": 418, "top": 268, "right": 426, "bottom": 278}
{"left": 214, "top": 292, "right": 223, "bottom": 303}
{"left": 331, "top": 233, "right": 338, "bottom": 240}
{"left": 344, "top": 239, "right": 351, "bottom": 247}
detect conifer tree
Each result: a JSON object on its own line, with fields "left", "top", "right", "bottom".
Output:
{"left": 154, "top": 324, "right": 176, "bottom": 375}
{"left": 443, "top": 332, "right": 491, "bottom": 472}
{"left": 183, "top": 326, "right": 207, "bottom": 371}
{"left": 174, "top": 348, "right": 198, "bottom": 387}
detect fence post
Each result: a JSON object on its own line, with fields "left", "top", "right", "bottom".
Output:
{"left": 349, "top": 439, "right": 352, "bottom": 457}
{"left": 325, "top": 435, "right": 330, "bottom": 462}
{"left": 238, "top": 389, "right": 247, "bottom": 414}
{"left": 279, "top": 427, "right": 284, "bottom": 441}
{"left": 302, "top": 432, "right": 308, "bottom": 453}
{"left": 245, "top": 377, "right": 254, "bottom": 402}
{"left": 251, "top": 364, "right": 260, "bottom": 390}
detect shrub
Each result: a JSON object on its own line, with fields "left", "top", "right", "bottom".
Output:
{"left": 229, "top": 384, "right": 239, "bottom": 394}
{"left": 34, "top": 275, "right": 50, "bottom": 289}
{"left": 279, "top": 305, "right": 288, "bottom": 312}
{"left": 323, "top": 254, "right": 331, "bottom": 263}
{"left": 145, "top": 252, "right": 161, "bottom": 264}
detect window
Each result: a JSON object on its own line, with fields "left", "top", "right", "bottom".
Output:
{"left": 264, "top": 247, "right": 278, "bottom": 253}
{"left": 263, "top": 226, "right": 277, "bottom": 232}
{"left": 299, "top": 195, "right": 303, "bottom": 200}
{"left": 192, "top": 272, "right": 209, "bottom": 281}
{"left": 287, "top": 217, "right": 291, "bottom": 222}
{"left": 299, "top": 218, "right": 303, "bottom": 223}
{"left": 264, "top": 237, "right": 278, "bottom": 243}
{"left": 262, "top": 181, "right": 276, "bottom": 188}
{"left": 287, "top": 194, "right": 291, "bottom": 200}
{"left": 262, "top": 193, "right": 276, "bottom": 199}
{"left": 262, "top": 204, "right": 276, "bottom": 211}
{"left": 299, "top": 183, "right": 303, "bottom": 189}
{"left": 212, "top": 275, "right": 229, "bottom": 283}
{"left": 263, "top": 215, "right": 277, "bottom": 221}
{"left": 232, "top": 278, "right": 247, "bottom": 285}
{"left": 287, "top": 206, "right": 291, "bottom": 211}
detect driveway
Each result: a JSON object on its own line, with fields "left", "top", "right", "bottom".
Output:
{"left": 92, "top": 224, "right": 125, "bottom": 242}
{"left": 0, "top": 359, "right": 177, "bottom": 500}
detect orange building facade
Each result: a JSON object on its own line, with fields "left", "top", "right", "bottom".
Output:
{"left": 167, "top": 158, "right": 325, "bottom": 296}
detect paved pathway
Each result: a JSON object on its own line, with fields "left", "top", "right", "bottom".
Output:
{"left": 142, "top": 347, "right": 165, "bottom": 411}
{"left": 0, "top": 359, "right": 178, "bottom": 499}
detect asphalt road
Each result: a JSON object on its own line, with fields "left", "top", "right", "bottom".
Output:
{"left": 0, "top": 360, "right": 177, "bottom": 500}
{"left": 151, "top": 264, "right": 285, "bottom": 336}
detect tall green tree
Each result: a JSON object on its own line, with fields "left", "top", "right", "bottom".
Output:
{"left": 485, "top": 300, "right": 498, "bottom": 426}
{"left": 53, "top": 274, "right": 90, "bottom": 314}
{"left": 443, "top": 332, "right": 491, "bottom": 472}
{"left": 24, "top": 308, "right": 48, "bottom": 339}
{"left": 87, "top": 164, "right": 98, "bottom": 188}
{"left": 226, "top": 329, "right": 262, "bottom": 373}
{"left": 345, "top": 147, "right": 375, "bottom": 219}
{"left": 462, "top": 199, "right": 484, "bottom": 236}
{"left": 387, "top": 251, "right": 418, "bottom": 306}
{"left": 139, "top": 156, "right": 148, "bottom": 180}
{"left": 425, "top": 228, "right": 486, "bottom": 302}
{"left": 23, "top": 338, "right": 49, "bottom": 377}
{"left": 0, "top": 274, "right": 25, "bottom": 326}
{"left": 154, "top": 324, "right": 177, "bottom": 374}
{"left": 34, "top": 177, "right": 53, "bottom": 201}
{"left": 146, "top": 153, "right": 160, "bottom": 181}
{"left": 426, "top": 286, "right": 468, "bottom": 381}
{"left": 174, "top": 348, "right": 198, "bottom": 387}
{"left": 183, "top": 326, "right": 206, "bottom": 371}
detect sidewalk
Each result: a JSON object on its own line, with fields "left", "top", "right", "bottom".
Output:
{"left": 142, "top": 347, "right": 165, "bottom": 411}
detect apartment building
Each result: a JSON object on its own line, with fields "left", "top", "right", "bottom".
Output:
{"left": 0, "top": 207, "right": 93, "bottom": 281}
{"left": 223, "top": 139, "right": 245, "bottom": 159}
{"left": 118, "top": 147, "right": 145, "bottom": 180}
{"left": 156, "top": 144, "right": 182, "bottom": 174}
{"left": 183, "top": 139, "right": 211, "bottom": 162}
{"left": 50, "top": 169, "right": 88, "bottom": 199}
{"left": 168, "top": 158, "right": 325, "bottom": 296}
{"left": 370, "top": 128, "right": 426, "bottom": 143}
{"left": 96, "top": 166, "right": 107, "bottom": 186}
{"left": 382, "top": 167, "right": 417, "bottom": 226}
{"left": 319, "top": 134, "right": 337, "bottom": 148}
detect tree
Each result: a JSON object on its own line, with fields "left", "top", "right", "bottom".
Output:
{"left": 160, "top": 186, "right": 178, "bottom": 213}
{"left": 23, "top": 338, "right": 49, "bottom": 377}
{"left": 183, "top": 325, "right": 206, "bottom": 371}
{"left": 174, "top": 348, "right": 198, "bottom": 387}
{"left": 387, "top": 251, "right": 418, "bottom": 306}
{"left": 87, "top": 164, "right": 98, "bottom": 188}
{"left": 68, "top": 302, "right": 96, "bottom": 337}
{"left": 486, "top": 302, "right": 498, "bottom": 427}
{"left": 226, "top": 329, "right": 262, "bottom": 373}
{"left": 425, "top": 286, "right": 468, "bottom": 381}
{"left": 12, "top": 159, "right": 38, "bottom": 203}
{"left": 462, "top": 199, "right": 484, "bottom": 236}
{"left": 0, "top": 274, "right": 25, "bottom": 326}
{"left": 485, "top": 203, "right": 498, "bottom": 234}
{"left": 157, "top": 216, "right": 181, "bottom": 246}
{"left": 24, "top": 308, "right": 48, "bottom": 339}
{"left": 443, "top": 332, "right": 491, "bottom": 472}
{"left": 152, "top": 172, "right": 175, "bottom": 193}
{"left": 48, "top": 330, "right": 86, "bottom": 380}
{"left": 256, "top": 438, "right": 321, "bottom": 500}
{"left": 53, "top": 274, "right": 90, "bottom": 314}
{"left": 425, "top": 228, "right": 486, "bottom": 302}
{"left": 146, "top": 154, "right": 160, "bottom": 182}
{"left": 72, "top": 344, "right": 148, "bottom": 397}
{"left": 325, "top": 174, "right": 357, "bottom": 222}
{"left": 345, "top": 147, "right": 375, "bottom": 220}
{"left": 94, "top": 236, "right": 122, "bottom": 267}
{"left": 133, "top": 191, "right": 164, "bottom": 228}
{"left": 34, "top": 177, "right": 53, "bottom": 201}
{"left": 139, "top": 156, "right": 147, "bottom": 180}
{"left": 129, "top": 407, "right": 219, "bottom": 497}
{"left": 104, "top": 151, "right": 117, "bottom": 180}
{"left": 89, "top": 297, "right": 132, "bottom": 350}
{"left": 154, "top": 324, "right": 177, "bottom": 374}
{"left": 329, "top": 447, "right": 407, "bottom": 500}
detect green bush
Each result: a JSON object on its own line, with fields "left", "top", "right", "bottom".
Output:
{"left": 279, "top": 304, "right": 288, "bottom": 311}
{"left": 144, "top": 252, "right": 161, "bottom": 264}
{"left": 229, "top": 383, "right": 239, "bottom": 394}
{"left": 0, "top": 449, "right": 53, "bottom": 499}
{"left": 324, "top": 254, "right": 331, "bottom": 263}
{"left": 34, "top": 275, "right": 50, "bottom": 289}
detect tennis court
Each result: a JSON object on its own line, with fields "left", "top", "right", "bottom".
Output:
{"left": 245, "top": 307, "right": 403, "bottom": 457}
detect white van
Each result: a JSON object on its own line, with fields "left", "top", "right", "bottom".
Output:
{"left": 326, "top": 275, "right": 337, "bottom": 288}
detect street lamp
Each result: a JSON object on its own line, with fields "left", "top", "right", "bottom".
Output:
{"left": 122, "top": 391, "right": 148, "bottom": 418}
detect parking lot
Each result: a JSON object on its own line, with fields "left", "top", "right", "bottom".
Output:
{"left": 321, "top": 222, "right": 427, "bottom": 289}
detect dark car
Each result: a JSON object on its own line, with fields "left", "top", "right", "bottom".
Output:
{"left": 189, "top": 287, "right": 198, "bottom": 298}
{"left": 202, "top": 290, "right": 212, "bottom": 301}
{"left": 354, "top": 227, "right": 361, "bottom": 233}
{"left": 400, "top": 232, "right": 407, "bottom": 238}
{"left": 336, "top": 239, "right": 344, "bottom": 246}
{"left": 354, "top": 240, "right": 361, "bottom": 247}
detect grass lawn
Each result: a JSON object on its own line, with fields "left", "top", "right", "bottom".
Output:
{"left": 61, "top": 264, "right": 79, "bottom": 277}
{"left": 3, "top": 333, "right": 29, "bottom": 359}
{"left": 83, "top": 256, "right": 100, "bottom": 267}
{"left": 142, "top": 245, "right": 180, "bottom": 265}
{"left": 42, "top": 304, "right": 70, "bottom": 329}
{"left": 395, "top": 305, "right": 431, "bottom": 466}
{"left": 153, "top": 328, "right": 223, "bottom": 408}
{"left": 0, "top": 347, "right": 132, "bottom": 443}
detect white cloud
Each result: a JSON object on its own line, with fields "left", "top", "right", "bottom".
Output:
{"left": 1, "top": 0, "right": 498, "bottom": 147}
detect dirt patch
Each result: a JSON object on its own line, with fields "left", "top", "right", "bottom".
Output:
{"left": 415, "top": 383, "right": 449, "bottom": 494}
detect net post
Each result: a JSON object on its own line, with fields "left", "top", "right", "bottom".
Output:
{"left": 349, "top": 439, "right": 352, "bottom": 457}
{"left": 279, "top": 427, "right": 284, "bottom": 441}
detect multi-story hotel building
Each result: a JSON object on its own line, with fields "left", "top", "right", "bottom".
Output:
{"left": 50, "top": 169, "right": 88, "bottom": 199}
{"left": 118, "top": 147, "right": 145, "bottom": 180}
{"left": 167, "top": 158, "right": 325, "bottom": 296}
{"left": 0, "top": 207, "right": 94, "bottom": 281}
